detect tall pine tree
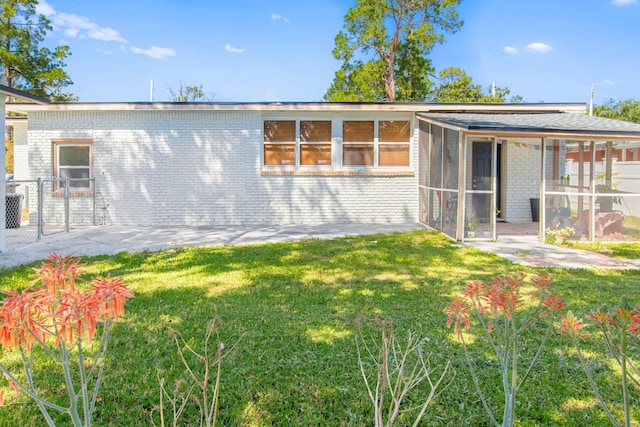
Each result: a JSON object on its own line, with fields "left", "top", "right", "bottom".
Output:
{"left": 325, "top": 0, "right": 463, "bottom": 102}
{"left": 0, "top": 0, "right": 74, "bottom": 101}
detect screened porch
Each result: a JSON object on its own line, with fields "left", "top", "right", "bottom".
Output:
{"left": 417, "top": 111, "right": 640, "bottom": 243}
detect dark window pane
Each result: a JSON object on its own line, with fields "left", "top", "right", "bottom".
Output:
{"left": 343, "top": 121, "right": 374, "bottom": 142}
{"left": 301, "top": 121, "right": 331, "bottom": 142}
{"left": 264, "top": 121, "right": 295, "bottom": 142}
{"left": 301, "top": 144, "right": 332, "bottom": 165}
{"left": 379, "top": 121, "right": 410, "bottom": 142}
{"left": 379, "top": 144, "right": 410, "bottom": 166}
{"left": 264, "top": 144, "right": 295, "bottom": 165}
{"left": 343, "top": 144, "right": 374, "bottom": 166}
{"left": 59, "top": 146, "right": 90, "bottom": 166}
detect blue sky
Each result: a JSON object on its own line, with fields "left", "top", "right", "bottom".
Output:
{"left": 37, "top": 0, "right": 640, "bottom": 105}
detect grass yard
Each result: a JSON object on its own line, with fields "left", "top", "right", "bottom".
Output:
{"left": 0, "top": 230, "right": 639, "bottom": 426}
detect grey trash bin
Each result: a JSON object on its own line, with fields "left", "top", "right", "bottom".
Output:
{"left": 5, "top": 193, "right": 24, "bottom": 228}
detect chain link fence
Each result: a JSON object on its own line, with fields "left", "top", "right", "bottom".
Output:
{"left": 5, "top": 178, "right": 96, "bottom": 249}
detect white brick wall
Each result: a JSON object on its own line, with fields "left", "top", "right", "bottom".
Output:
{"left": 22, "top": 110, "right": 418, "bottom": 226}
{"left": 11, "top": 121, "right": 29, "bottom": 180}
{"left": 504, "top": 140, "right": 541, "bottom": 222}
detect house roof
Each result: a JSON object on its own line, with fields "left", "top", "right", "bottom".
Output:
{"left": 6, "top": 101, "right": 585, "bottom": 114}
{"left": 0, "top": 84, "right": 50, "bottom": 104}
{"left": 417, "top": 112, "right": 640, "bottom": 140}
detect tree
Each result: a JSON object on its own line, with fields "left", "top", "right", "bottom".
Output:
{"left": 168, "top": 83, "right": 213, "bottom": 102}
{"left": 594, "top": 99, "right": 640, "bottom": 124}
{"left": 429, "top": 67, "right": 521, "bottom": 103}
{"left": 0, "top": 0, "right": 74, "bottom": 100}
{"left": 325, "top": 0, "right": 463, "bottom": 102}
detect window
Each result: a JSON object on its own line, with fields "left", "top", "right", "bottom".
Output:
{"left": 379, "top": 120, "right": 410, "bottom": 167}
{"left": 54, "top": 140, "right": 93, "bottom": 192}
{"left": 343, "top": 121, "right": 374, "bottom": 166}
{"left": 262, "top": 118, "right": 412, "bottom": 172}
{"left": 264, "top": 121, "right": 296, "bottom": 165}
{"left": 300, "top": 121, "right": 332, "bottom": 165}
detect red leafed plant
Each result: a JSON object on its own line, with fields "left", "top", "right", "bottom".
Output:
{"left": 559, "top": 303, "right": 640, "bottom": 427}
{"left": 444, "top": 273, "right": 564, "bottom": 427}
{"left": 0, "top": 253, "right": 133, "bottom": 427}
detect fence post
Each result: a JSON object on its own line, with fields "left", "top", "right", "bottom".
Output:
{"left": 92, "top": 178, "right": 97, "bottom": 225}
{"left": 64, "top": 177, "right": 70, "bottom": 233}
{"left": 37, "top": 178, "right": 43, "bottom": 240}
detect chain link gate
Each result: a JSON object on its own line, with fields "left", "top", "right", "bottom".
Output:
{"left": 5, "top": 178, "right": 96, "bottom": 249}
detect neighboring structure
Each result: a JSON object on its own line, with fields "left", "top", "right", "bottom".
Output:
{"left": 1, "top": 85, "right": 49, "bottom": 252}
{"left": 7, "top": 101, "right": 640, "bottom": 242}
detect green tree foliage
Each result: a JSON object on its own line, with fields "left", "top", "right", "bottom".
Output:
{"left": 0, "top": 0, "right": 74, "bottom": 101}
{"left": 594, "top": 99, "right": 640, "bottom": 124}
{"left": 168, "top": 83, "right": 213, "bottom": 102}
{"left": 429, "top": 67, "right": 520, "bottom": 103}
{"left": 325, "top": 0, "right": 463, "bottom": 102}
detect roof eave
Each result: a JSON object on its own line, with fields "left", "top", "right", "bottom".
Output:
{"left": 0, "top": 85, "right": 50, "bottom": 104}
{"left": 5, "top": 101, "right": 587, "bottom": 114}
{"left": 462, "top": 128, "right": 640, "bottom": 141}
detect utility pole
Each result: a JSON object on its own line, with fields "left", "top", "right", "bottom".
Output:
{"left": 589, "top": 83, "right": 594, "bottom": 116}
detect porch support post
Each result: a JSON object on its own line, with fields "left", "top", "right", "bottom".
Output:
{"left": 539, "top": 137, "right": 546, "bottom": 242}
{"left": 0, "top": 94, "right": 6, "bottom": 252}
{"left": 589, "top": 141, "right": 596, "bottom": 241}
{"left": 578, "top": 142, "right": 585, "bottom": 231}
{"left": 605, "top": 141, "right": 613, "bottom": 188}
{"left": 491, "top": 137, "right": 497, "bottom": 241}
{"left": 457, "top": 133, "right": 467, "bottom": 241}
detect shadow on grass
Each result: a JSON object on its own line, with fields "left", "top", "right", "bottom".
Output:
{"left": 0, "top": 230, "right": 638, "bottom": 425}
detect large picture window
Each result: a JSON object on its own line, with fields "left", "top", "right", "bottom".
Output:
{"left": 54, "top": 140, "right": 93, "bottom": 191}
{"left": 262, "top": 118, "right": 412, "bottom": 171}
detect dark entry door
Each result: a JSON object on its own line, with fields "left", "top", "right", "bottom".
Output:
{"left": 472, "top": 141, "right": 493, "bottom": 222}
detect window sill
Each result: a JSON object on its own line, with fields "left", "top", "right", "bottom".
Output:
{"left": 52, "top": 190, "right": 94, "bottom": 197}
{"left": 261, "top": 170, "right": 415, "bottom": 177}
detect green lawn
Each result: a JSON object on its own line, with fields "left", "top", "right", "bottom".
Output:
{"left": 0, "top": 230, "right": 638, "bottom": 426}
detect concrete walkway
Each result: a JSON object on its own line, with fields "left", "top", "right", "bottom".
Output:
{"left": 1, "top": 224, "right": 638, "bottom": 270}
{"left": 0, "top": 223, "right": 425, "bottom": 268}
{"left": 464, "top": 235, "right": 640, "bottom": 270}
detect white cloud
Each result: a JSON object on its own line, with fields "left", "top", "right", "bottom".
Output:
{"left": 525, "top": 42, "right": 553, "bottom": 53}
{"left": 224, "top": 44, "right": 245, "bottom": 53}
{"left": 503, "top": 46, "right": 518, "bottom": 55}
{"left": 611, "top": 0, "right": 637, "bottom": 6}
{"left": 37, "top": 1, "right": 128, "bottom": 43}
{"left": 54, "top": 13, "right": 128, "bottom": 43}
{"left": 35, "top": 0, "right": 56, "bottom": 16}
{"left": 272, "top": 13, "right": 290, "bottom": 23}
{"left": 36, "top": 0, "right": 176, "bottom": 61}
{"left": 130, "top": 46, "right": 176, "bottom": 61}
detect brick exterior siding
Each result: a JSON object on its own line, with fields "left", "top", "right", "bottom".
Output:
{"left": 18, "top": 109, "right": 419, "bottom": 226}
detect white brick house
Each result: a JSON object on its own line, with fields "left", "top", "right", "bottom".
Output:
{"left": 9, "top": 101, "right": 640, "bottom": 241}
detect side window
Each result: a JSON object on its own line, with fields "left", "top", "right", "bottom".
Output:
{"left": 264, "top": 121, "right": 296, "bottom": 165}
{"left": 379, "top": 120, "right": 410, "bottom": 167}
{"left": 54, "top": 140, "right": 93, "bottom": 192}
{"left": 300, "top": 120, "right": 332, "bottom": 166}
{"left": 343, "top": 121, "right": 374, "bottom": 166}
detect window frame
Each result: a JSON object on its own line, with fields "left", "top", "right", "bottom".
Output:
{"left": 261, "top": 117, "right": 413, "bottom": 172}
{"left": 53, "top": 139, "right": 94, "bottom": 195}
